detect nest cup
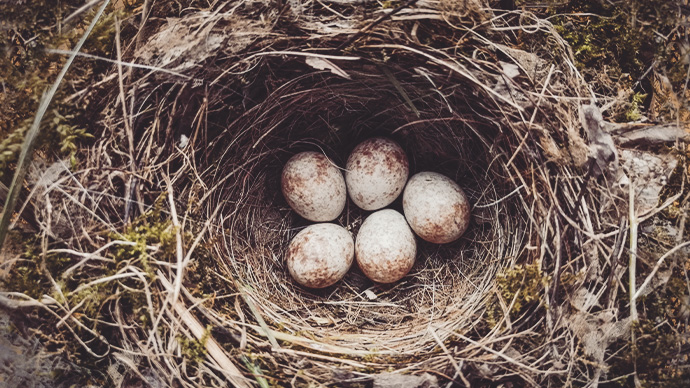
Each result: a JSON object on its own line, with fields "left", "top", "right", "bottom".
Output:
{"left": 89, "top": 2, "right": 590, "bottom": 383}
{"left": 202, "top": 56, "right": 527, "bottom": 356}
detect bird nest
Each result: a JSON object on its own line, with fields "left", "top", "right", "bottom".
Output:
{"left": 11, "top": 1, "right": 640, "bottom": 387}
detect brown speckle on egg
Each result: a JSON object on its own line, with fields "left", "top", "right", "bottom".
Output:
{"left": 345, "top": 138, "right": 409, "bottom": 211}
{"left": 281, "top": 151, "right": 346, "bottom": 222}
{"left": 355, "top": 209, "right": 416, "bottom": 283}
{"left": 287, "top": 223, "right": 354, "bottom": 288}
{"left": 402, "top": 171, "right": 471, "bottom": 244}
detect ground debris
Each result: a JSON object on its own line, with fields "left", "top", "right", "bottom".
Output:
{"left": 607, "top": 122, "right": 690, "bottom": 146}
{"left": 135, "top": 15, "right": 270, "bottom": 73}
{"left": 567, "top": 309, "right": 630, "bottom": 361}
{"left": 580, "top": 104, "right": 618, "bottom": 180}
{"left": 617, "top": 149, "right": 678, "bottom": 214}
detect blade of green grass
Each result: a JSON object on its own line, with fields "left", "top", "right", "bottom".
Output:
{"left": 240, "top": 355, "right": 270, "bottom": 388}
{"left": 380, "top": 65, "right": 420, "bottom": 118}
{"left": 0, "top": 0, "right": 111, "bottom": 251}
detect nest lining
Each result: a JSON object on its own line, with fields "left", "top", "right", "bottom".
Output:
{"left": 203, "top": 64, "right": 528, "bottom": 352}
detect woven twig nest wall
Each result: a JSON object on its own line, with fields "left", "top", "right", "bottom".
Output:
{"left": 19, "top": 1, "right": 626, "bottom": 387}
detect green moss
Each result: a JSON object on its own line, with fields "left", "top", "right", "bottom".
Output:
{"left": 608, "top": 320, "right": 689, "bottom": 387}
{"left": 3, "top": 258, "right": 45, "bottom": 299}
{"left": 623, "top": 92, "right": 647, "bottom": 122}
{"left": 487, "top": 262, "right": 551, "bottom": 327}
{"left": 71, "top": 282, "right": 113, "bottom": 320}
{"left": 2, "top": 201, "right": 180, "bottom": 384}
{"left": 0, "top": 1, "right": 143, "bottom": 179}
{"left": 657, "top": 149, "right": 688, "bottom": 241}
{"left": 548, "top": 0, "right": 686, "bottom": 121}
{"left": 604, "top": 269, "right": 690, "bottom": 385}
{"left": 498, "top": 262, "right": 551, "bottom": 313}
{"left": 381, "top": 0, "right": 402, "bottom": 9}
{"left": 184, "top": 243, "right": 233, "bottom": 297}
{"left": 552, "top": 0, "right": 679, "bottom": 74}
{"left": 178, "top": 325, "right": 212, "bottom": 365}
{"left": 113, "top": 220, "right": 175, "bottom": 269}
{"left": 1, "top": 235, "right": 71, "bottom": 299}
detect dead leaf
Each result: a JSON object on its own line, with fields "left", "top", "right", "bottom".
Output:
{"left": 568, "top": 309, "right": 630, "bottom": 361}
{"left": 305, "top": 57, "right": 351, "bottom": 79}
{"left": 617, "top": 149, "right": 678, "bottom": 214}
{"left": 136, "top": 16, "right": 268, "bottom": 72}
{"left": 311, "top": 316, "right": 334, "bottom": 325}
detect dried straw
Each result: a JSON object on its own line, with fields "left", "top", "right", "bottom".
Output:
{"left": 7, "top": 0, "right": 685, "bottom": 386}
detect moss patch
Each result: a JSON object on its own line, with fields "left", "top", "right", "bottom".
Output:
{"left": 487, "top": 261, "right": 551, "bottom": 328}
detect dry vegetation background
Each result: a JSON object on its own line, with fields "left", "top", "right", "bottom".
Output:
{"left": 1, "top": 0, "right": 690, "bottom": 387}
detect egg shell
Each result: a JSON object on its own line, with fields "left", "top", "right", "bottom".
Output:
{"left": 345, "top": 138, "right": 409, "bottom": 211}
{"left": 355, "top": 209, "right": 416, "bottom": 283}
{"left": 281, "top": 151, "right": 346, "bottom": 222}
{"left": 403, "top": 171, "right": 471, "bottom": 244}
{"left": 287, "top": 223, "right": 354, "bottom": 288}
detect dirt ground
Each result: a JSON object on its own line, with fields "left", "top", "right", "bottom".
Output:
{"left": 0, "top": 310, "right": 66, "bottom": 388}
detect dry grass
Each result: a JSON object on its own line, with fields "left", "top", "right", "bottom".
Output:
{"left": 2, "top": 0, "right": 689, "bottom": 387}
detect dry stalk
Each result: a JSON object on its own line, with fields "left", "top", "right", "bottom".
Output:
{"left": 157, "top": 271, "right": 251, "bottom": 388}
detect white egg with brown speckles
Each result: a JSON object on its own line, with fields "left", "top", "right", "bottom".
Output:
{"left": 346, "top": 138, "right": 409, "bottom": 211}
{"left": 355, "top": 209, "right": 416, "bottom": 283}
{"left": 281, "top": 151, "right": 346, "bottom": 222}
{"left": 403, "top": 171, "right": 471, "bottom": 244}
{"left": 287, "top": 223, "right": 354, "bottom": 288}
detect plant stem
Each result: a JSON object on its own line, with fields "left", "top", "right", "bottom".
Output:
{"left": 629, "top": 177, "right": 641, "bottom": 387}
{"left": 629, "top": 180, "right": 638, "bottom": 322}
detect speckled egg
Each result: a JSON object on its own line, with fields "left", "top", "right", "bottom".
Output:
{"left": 281, "top": 151, "right": 346, "bottom": 222}
{"left": 345, "top": 138, "right": 409, "bottom": 211}
{"left": 287, "top": 223, "right": 354, "bottom": 288}
{"left": 403, "top": 172, "right": 471, "bottom": 244}
{"left": 355, "top": 209, "right": 416, "bottom": 283}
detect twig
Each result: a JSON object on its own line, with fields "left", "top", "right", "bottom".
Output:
{"left": 629, "top": 179, "right": 638, "bottom": 323}
{"left": 446, "top": 329, "right": 567, "bottom": 375}
{"left": 336, "top": 0, "right": 420, "bottom": 50}
{"left": 242, "top": 323, "right": 387, "bottom": 356}
{"left": 0, "top": 293, "right": 55, "bottom": 309}
{"left": 157, "top": 271, "right": 252, "bottom": 388}
{"left": 62, "top": 0, "right": 102, "bottom": 24}
{"left": 237, "top": 284, "right": 281, "bottom": 350}
{"left": 380, "top": 65, "right": 420, "bottom": 117}
{"left": 367, "top": 44, "right": 525, "bottom": 112}
{"left": 506, "top": 64, "right": 555, "bottom": 168}
{"left": 115, "top": 17, "right": 139, "bottom": 224}
{"left": 45, "top": 49, "right": 192, "bottom": 80}
{"left": 165, "top": 175, "right": 185, "bottom": 318}
{"left": 430, "top": 328, "right": 470, "bottom": 387}
{"left": 633, "top": 241, "right": 690, "bottom": 300}
{"left": 628, "top": 175, "right": 641, "bottom": 387}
